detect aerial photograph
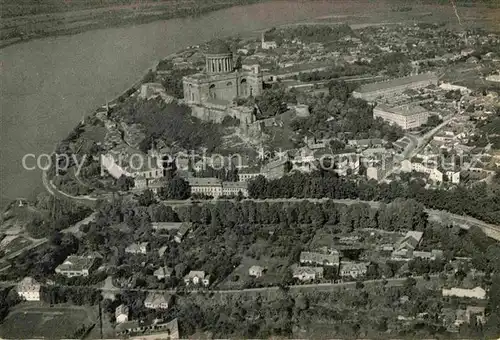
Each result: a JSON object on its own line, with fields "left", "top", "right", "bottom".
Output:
{"left": 0, "top": 0, "right": 499, "bottom": 339}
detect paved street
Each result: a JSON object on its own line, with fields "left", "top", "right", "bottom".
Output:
{"left": 0, "top": 275, "right": 436, "bottom": 296}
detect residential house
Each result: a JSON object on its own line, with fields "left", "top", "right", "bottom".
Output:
{"left": 299, "top": 251, "right": 340, "bottom": 266}
{"left": 333, "top": 154, "right": 360, "bottom": 176}
{"left": 402, "top": 159, "right": 452, "bottom": 184}
{"left": 154, "top": 266, "right": 173, "bottom": 280}
{"left": 440, "top": 307, "right": 457, "bottom": 330}
{"left": 391, "top": 231, "right": 425, "bottom": 259}
{"left": 238, "top": 169, "right": 262, "bottom": 182}
{"left": 429, "top": 168, "right": 443, "bottom": 183}
{"left": 175, "top": 156, "right": 190, "bottom": 172}
{"left": 391, "top": 248, "right": 413, "bottom": 259}
{"left": 174, "top": 222, "right": 193, "bottom": 243}
{"left": 348, "top": 138, "right": 384, "bottom": 149}
{"left": 442, "top": 287, "right": 486, "bottom": 300}
{"left": 451, "top": 306, "right": 486, "bottom": 328}
{"left": 184, "top": 270, "right": 210, "bottom": 286}
{"left": 248, "top": 265, "right": 265, "bottom": 278}
{"left": 133, "top": 176, "right": 168, "bottom": 194}
{"left": 129, "top": 153, "right": 165, "bottom": 181}
{"left": 125, "top": 242, "right": 149, "bottom": 255}
{"left": 151, "top": 222, "right": 183, "bottom": 231}
{"left": 115, "top": 304, "right": 129, "bottom": 324}
{"left": 16, "top": 277, "right": 41, "bottom": 301}
{"left": 134, "top": 176, "right": 148, "bottom": 190}
{"left": 396, "top": 231, "right": 423, "bottom": 251}
{"left": 304, "top": 135, "right": 327, "bottom": 149}
{"left": 145, "top": 177, "right": 168, "bottom": 194}
{"left": 293, "top": 266, "right": 324, "bottom": 281}
{"left": 339, "top": 236, "right": 360, "bottom": 244}
{"left": 380, "top": 244, "right": 395, "bottom": 252}
{"left": 192, "top": 158, "right": 210, "bottom": 172}
{"left": 366, "top": 156, "right": 393, "bottom": 181}
{"left": 55, "top": 255, "right": 99, "bottom": 277}
{"left": 446, "top": 171, "right": 461, "bottom": 184}
{"left": 413, "top": 249, "right": 444, "bottom": 260}
{"left": 340, "top": 262, "right": 369, "bottom": 279}
{"left": 452, "top": 309, "right": 467, "bottom": 328}
{"left": 144, "top": 292, "right": 171, "bottom": 309}
{"left": 466, "top": 306, "right": 486, "bottom": 324}
{"left": 261, "top": 32, "right": 277, "bottom": 50}
{"left": 292, "top": 147, "right": 315, "bottom": 165}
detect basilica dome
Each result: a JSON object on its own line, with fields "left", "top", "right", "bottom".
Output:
{"left": 207, "top": 39, "right": 231, "bottom": 55}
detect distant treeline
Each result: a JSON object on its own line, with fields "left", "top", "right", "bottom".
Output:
{"left": 0, "top": 0, "right": 264, "bottom": 18}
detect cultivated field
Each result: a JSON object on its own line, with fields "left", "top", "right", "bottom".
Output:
{"left": 301, "top": 3, "right": 500, "bottom": 33}
{"left": 0, "top": 304, "right": 97, "bottom": 339}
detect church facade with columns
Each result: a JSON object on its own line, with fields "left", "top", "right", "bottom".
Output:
{"left": 182, "top": 40, "right": 263, "bottom": 106}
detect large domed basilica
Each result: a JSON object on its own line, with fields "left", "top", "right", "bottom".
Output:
{"left": 182, "top": 39, "right": 263, "bottom": 112}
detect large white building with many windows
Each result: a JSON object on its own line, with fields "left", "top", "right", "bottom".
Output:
{"left": 188, "top": 177, "right": 223, "bottom": 197}
{"left": 373, "top": 103, "right": 429, "bottom": 130}
{"left": 188, "top": 177, "right": 249, "bottom": 197}
{"left": 352, "top": 72, "right": 438, "bottom": 101}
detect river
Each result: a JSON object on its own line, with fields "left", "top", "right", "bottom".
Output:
{"left": 0, "top": 1, "right": 362, "bottom": 208}
{"left": 4, "top": 0, "right": 464, "bottom": 208}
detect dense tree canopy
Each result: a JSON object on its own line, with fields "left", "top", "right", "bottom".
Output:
{"left": 161, "top": 68, "right": 198, "bottom": 98}
{"left": 114, "top": 98, "right": 221, "bottom": 153}
{"left": 158, "top": 176, "right": 191, "bottom": 200}
{"left": 290, "top": 84, "right": 404, "bottom": 142}
{"left": 248, "top": 171, "right": 500, "bottom": 225}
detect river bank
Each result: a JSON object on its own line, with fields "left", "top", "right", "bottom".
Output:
{"left": 2, "top": 0, "right": 500, "bottom": 210}
{"left": 0, "top": 0, "right": 264, "bottom": 50}
{"left": 0, "top": 0, "right": 368, "bottom": 210}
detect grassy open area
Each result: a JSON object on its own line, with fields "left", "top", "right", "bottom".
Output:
{"left": 218, "top": 254, "right": 289, "bottom": 289}
{"left": 0, "top": 236, "right": 33, "bottom": 257}
{"left": 0, "top": 304, "right": 96, "bottom": 339}
{"left": 304, "top": 2, "right": 500, "bottom": 32}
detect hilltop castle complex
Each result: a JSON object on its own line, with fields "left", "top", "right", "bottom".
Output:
{"left": 182, "top": 40, "right": 263, "bottom": 124}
